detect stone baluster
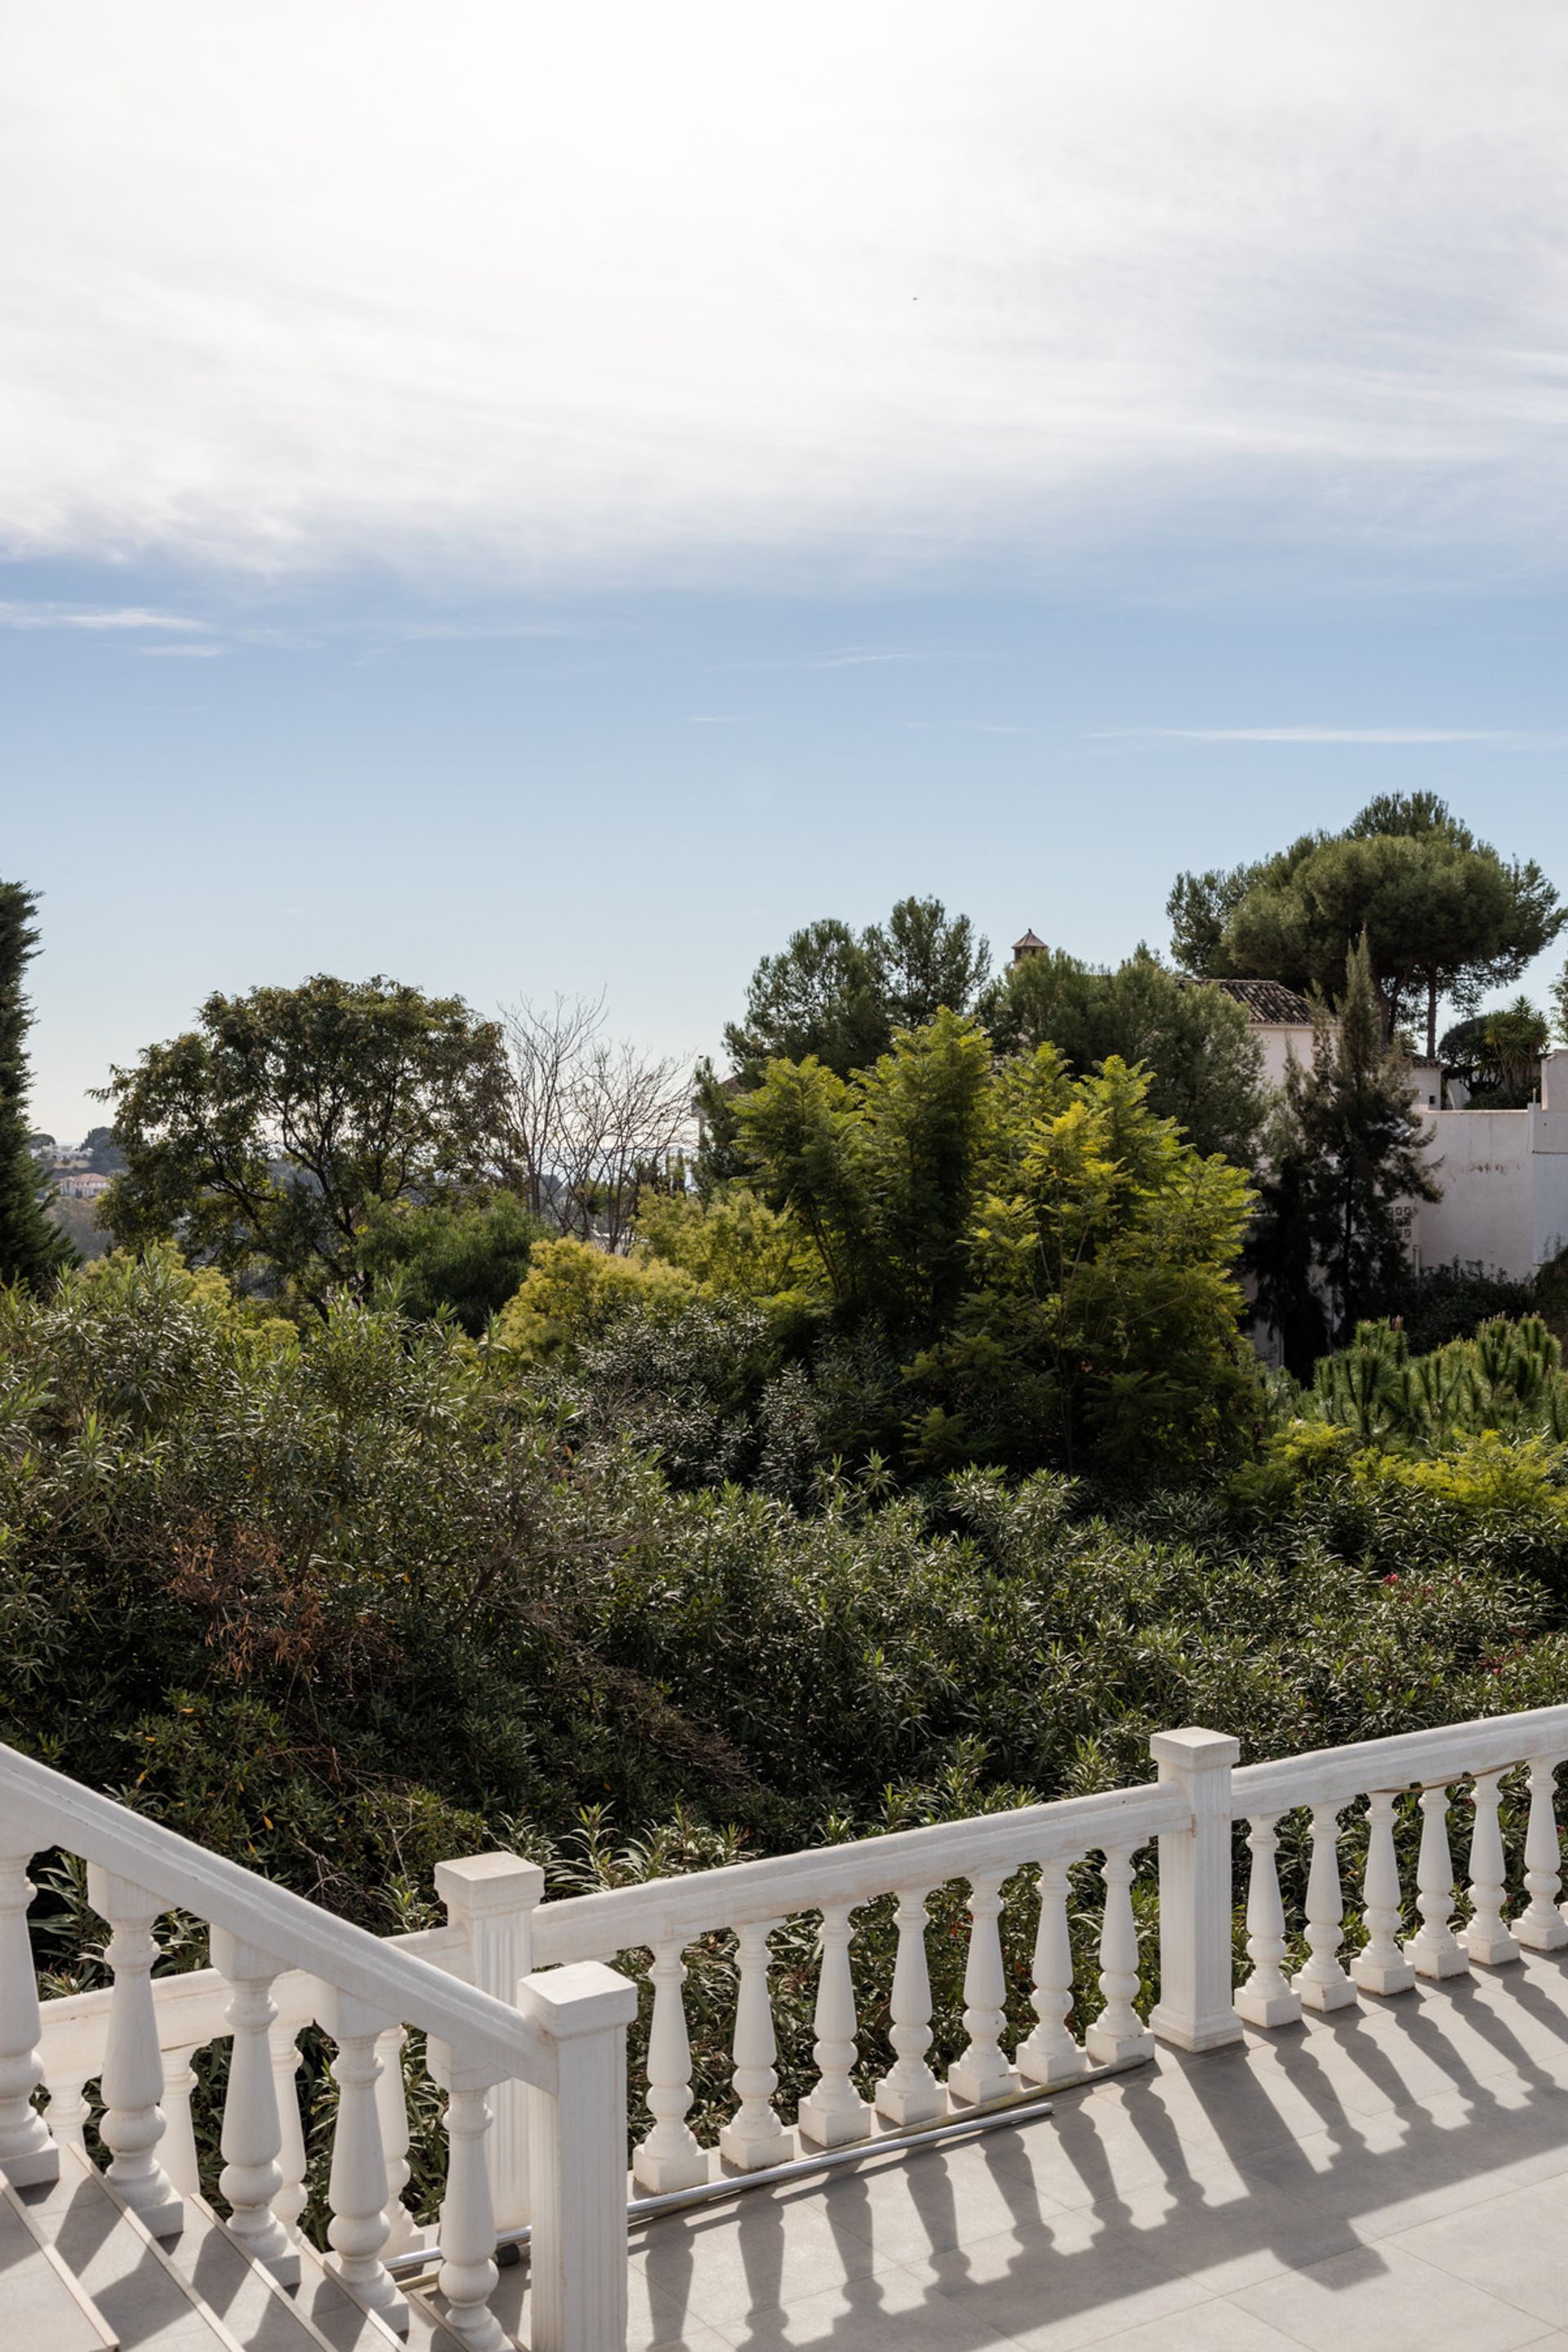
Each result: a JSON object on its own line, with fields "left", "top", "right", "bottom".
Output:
{"left": 1293, "top": 1805, "right": 1356, "bottom": 2012}
{"left": 1405, "top": 1784, "right": 1469, "bottom": 1980}
{"left": 1465, "top": 1771, "right": 1521, "bottom": 1967}
{"left": 0, "top": 1852, "right": 58, "bottom": 2188}
{"left": 949, "top": 1872, "right": 1022, "bottom": 2105}
{"left": 874, "top": 1888, "right": 945, "bottom": 2124}
{"left": 269, "top": 2022, "right": 308, "bottom": 2238}
{"left": 1085, "top": 1846, "right": 1153, "bottom": 2064}
{"left": 633, "top": 1940, "right": 708, "bottom": 2193}
{"left": 434, "top": 1853, "right": 544, "bottom": 2236}
{"left": 158, "top": 2049, "right": 203, "bottom": 2197}
{"left": 427, "top": 2038, "right": 506, "bottom": 2352}
{"left": 321, "top": 1993, "right": 407, "bottom": 2334}
{"left": 719, "top": 1919, "right": 795, "bottom": 2167}
{"left": 1516, "top": 1757, "right": 1568, "bottom": 1951}
{"left": 798, "top": 1902, "right": 874, "bottom": 2146}
{"left": 1236, "top": 1816, "right": 1303, "bottom": 2025}
{"left": 1018, "top": 1855, "right": 1085, "bottom": 2087}
{"left": 211, "top": 1928, "right": 298, "bottom": 2283}
{"left": 86, "top": 1866, "right": 182, "bottom": 2235}
{"left": 43, "top": 2071, "right": 91, "bottom": 2160}
{"left": 376, "top": 2025, "right": 416, "bottom": 2257}
{"left": 1351, "top": 1792, "right": 1415, "bottom": 1996}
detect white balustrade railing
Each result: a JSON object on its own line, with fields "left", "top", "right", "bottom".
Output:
{"left": 0, "top": 1741, "right": 633, "bottom": 2352}
{"left": 521, "top": 1767, "right": 1195, "bottom": 2173}
{"left": 1231, "top": 1703, "right": 1568, "bottom": 2029}
{"left": 11, "top": 1704, "right": 1568, "bottom": 2352}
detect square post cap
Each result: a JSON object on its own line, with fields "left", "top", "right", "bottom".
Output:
{"left": 519, "top": 1962, "right": 637, "bottom": 2038}
{"left": 435, "top": 1851, "right": 546, "bottom": 1918}
{"left": 1150, "top": 1728, "right": 1240, "bottom": 1773}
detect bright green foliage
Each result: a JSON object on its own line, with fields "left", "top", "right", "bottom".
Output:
{"left": 635, "top": 1184, "right": 822, "bottom": 1309}
{"left": 980, "top": 945, "right": 1267, "bottom": 1161}
{"left": 1171, "top": 792, "right": 1563, "bottom": 1055}
{"left": 0, "top": 880, "right": 74, "bottom": 1290}
{"left": 1298, "top": 1316, "right": 1568, "bottom": 1452}
{"left": 354, "top": 1192, "right": 541, "bottom": 1336}
{"left": 739, "top": 1016, "right": 1255, "bottom": 1475}
{"left": 920, "top": 1052, "right": 1257, "bottom": 1474}
{"left": 490, "top": 1234, "right": 699, "bottom": 1362}
{"left": 100, "top": 974, "right": 510, "bottom": 1313}
{"left": 737, "top": 1011, "right": 992, "bottom": 1338}
{"left": 1247, "top": 937, "right": 1439, "bottom": 1366}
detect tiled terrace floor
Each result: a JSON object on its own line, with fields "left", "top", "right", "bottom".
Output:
{"left": 507, "top": 1948, "right": 1568, "bottom": 2350}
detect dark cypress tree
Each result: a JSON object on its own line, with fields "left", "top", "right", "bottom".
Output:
{"left": 1247, "top": 933, "right": 1438, "bottom": 1363}
{"left": 0, "top": 881, "right": 74, "bottom": 1288}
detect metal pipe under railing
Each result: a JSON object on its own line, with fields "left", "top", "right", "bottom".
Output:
{"left": 385, "top": 2053, "right": 1151, "bottom": 2283}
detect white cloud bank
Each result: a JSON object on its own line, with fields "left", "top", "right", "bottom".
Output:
{"left": 5, "top": 3, "right": 1568, "bottom": 590}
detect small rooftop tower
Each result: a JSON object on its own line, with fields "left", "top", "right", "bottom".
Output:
{"left": 1012, "top": 929, "right": 1047, "bottom": 965}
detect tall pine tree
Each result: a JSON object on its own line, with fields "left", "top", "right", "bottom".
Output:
{"left": 0, "top": 881, "right": 73, "bottom": 1288}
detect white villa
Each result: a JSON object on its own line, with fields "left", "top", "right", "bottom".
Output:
{"left": 1204, "top": 972, "right": 1568, "bottom": 1284}
{"left": 1013, "top": 931, "right": 1568, "bottom": 1285}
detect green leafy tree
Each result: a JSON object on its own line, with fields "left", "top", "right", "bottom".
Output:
{"left": 1441, "top": 999, "right": 1552, "bottom": 1107}
{"left": 0, "top": 880, "right": 74, "bottom": 1290}
{"left": 355, "top": 1192, "right": 541, "bottom": 1336}
{"left": 722, "top": 898, "right": 989, "bottom": 1082}
{"left": 101, "top": 975, "right": 510, "bottom": 1312}
{"left": 981, "top": 947, "right": 1266, "bottom": 1161}
{"left": 1172, "top": 794, "right": 1563, "bottom": 1056}
{"left": 1247, "top": 937, "right": 1440, "bottom": 1366}
{"left": 920, "top": 1052, "right": 1256, "bottom": 1473}
{"left": 79, "top": 1124, "right": 127, "bottom": 1175}
{"left": 862, "top": 896, "right": 991, "bottom": 1031}
{"left": 738, "top": 1014, "right": 1254, "bottom": 1473}
{"left": 737, "top": 1010, "right": 991, "bottom": 1339}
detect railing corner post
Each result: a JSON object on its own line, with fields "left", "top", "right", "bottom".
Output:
{"left": 519, "top": 1959, "right": 637, "bottom": 2352}
{"left": 436, "top": 1851, "right": 546, "bottom": 2232}
{"left": 1147, "top": 1726, "right": 1243, "bottom": 2055}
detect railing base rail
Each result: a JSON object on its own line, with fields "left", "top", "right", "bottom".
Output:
{"left": 386, "top": 2050, "right": 1156, "bottom": 2283}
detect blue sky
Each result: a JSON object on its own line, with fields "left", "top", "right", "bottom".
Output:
{"left": 6, "top": 4, "right": 1568, "bottom": 1136}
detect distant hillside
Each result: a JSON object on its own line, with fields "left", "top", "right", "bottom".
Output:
{"left": 47, "top": 1194, "right": 112, "bottom": 1260}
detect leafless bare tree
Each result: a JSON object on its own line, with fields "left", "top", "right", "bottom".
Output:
{"left": 500, "top": 995, "right": 694, "bottom": 1250}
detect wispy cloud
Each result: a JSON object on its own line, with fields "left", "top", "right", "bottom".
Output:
{"left": 1096, "top": 725, "right": 1552, "bottom": 745}
{"left": 138, "top": 643, "right": 224, "bottom": 658}
{"left": 0, "top": 602, "right": 210, "bottom": 633}
{"left": 7, "top": 6, "right": 1568, "bottom": 590}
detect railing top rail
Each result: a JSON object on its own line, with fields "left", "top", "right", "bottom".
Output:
{"left": 1232, "top": 1702, "right": 1568, "bottom": 1815}
{"left": 34, "top": 1922, "right": 471, "bottom": 2073}
{"left": 0, "top": 1742, "right": 554, "bottom": 2091}
{"left": 531, "top": 1778, "right": 1186, "bottom": 1968}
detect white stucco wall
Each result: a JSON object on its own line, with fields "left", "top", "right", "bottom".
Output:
{"left": 1256, "top": 1023, "right": 1316, "bottom": 1093}
{"left": 1410, "top": 1095, "right": 1568, "bottom": 1281}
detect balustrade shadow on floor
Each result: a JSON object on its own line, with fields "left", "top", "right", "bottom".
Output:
{"left": 489, "top": 1951, "right": 1568, "bottom": 2352}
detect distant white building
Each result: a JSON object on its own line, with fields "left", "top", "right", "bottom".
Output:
{"left": 1192, "top": 974, "right": 1568, "bottom": 1286}
{"left": 1408, "top": 1049, "right": 1568, "bottom": 1282}
{"left": 1192, "top": 978, "right": 1317, "bottom": 1094}
{"left": 52, "top": 1169, "right": 112, "bottom": 1200}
